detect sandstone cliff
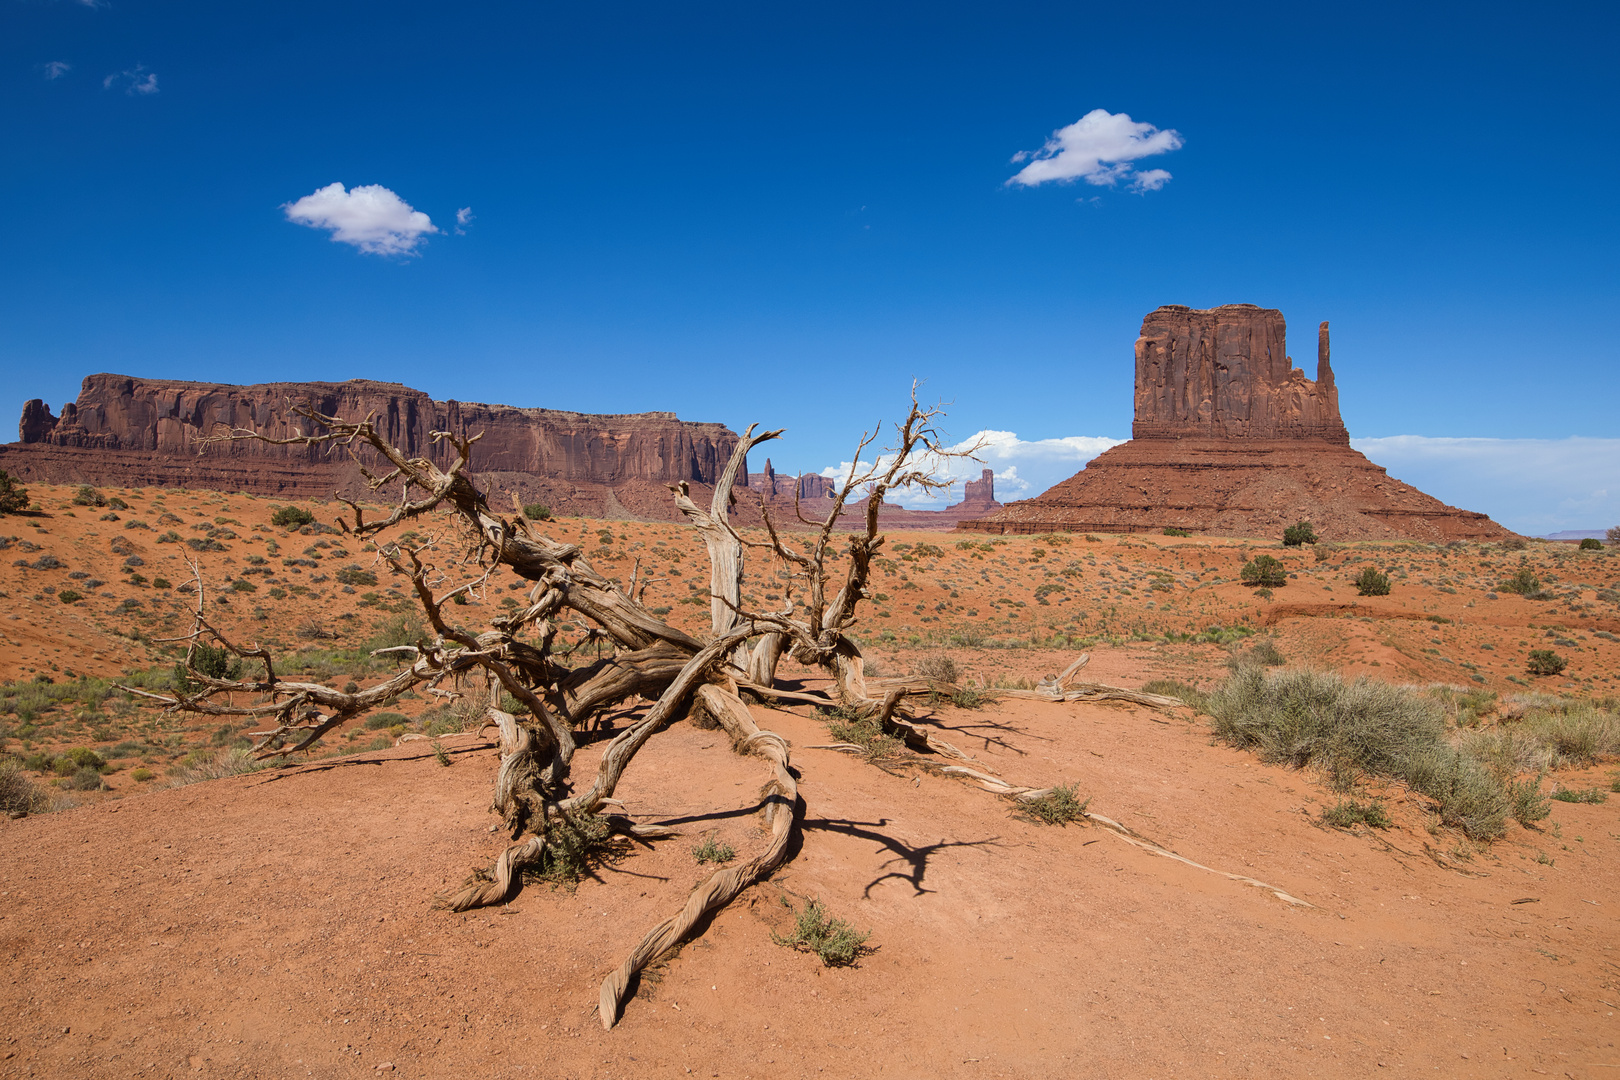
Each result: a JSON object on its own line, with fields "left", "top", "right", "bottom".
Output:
{"left": 963, "top": 305, "right": 1512, "bottom": 542}
{"left": 1133, "top": 305, "right": 1346, "bottom": 442}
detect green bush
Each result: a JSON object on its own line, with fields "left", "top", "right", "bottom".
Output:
{"left": 0, "top": 470, "right": 30, "bottom": 514}
{"left": 1509, "top": 776, "right": 1551, "bottom": 825}
{"left": 1240, "top": 554, "right": 1287, "bottom": 588}
{"left": 130, "top": 767, "right": 155, "bottom": 783}
{"left": 1162, "top": 527, "right": 1192, "bottom": 537}
{"left": 271, "top": 506, "right": 316, "bottom": 529}
{"left": 522, "top": 503, "right": 551, "bottom": 521}
{"left": 1579, "top": 537, "right": 1604, "bottom": 551}
{"left": 1501, "top": 568, "right": 1541, "bottom": 596}
{"left": 71, "top": 485, "right": 107, "bottom": 507}
{"left": 335, "top": 564, "right": 378, "bottom": 587}
{"left": 772, "top": 898, "right": 870, "bottom": 967}
{"left": 63, "top": 765, "right": 105, "bottom": 791}
{"left": 57, "top": 590, "right": 82, "bottom": 604}
{"left": 1354, "top": 567, "right": 1391, "bottom": 596}
{"left": 525, "top": 811, "right": 618, "bottom": 889}
{"left": 1526, "top": 649, "right": 1567, "bottom": 677}
{"left": 1282, "top": 521, "right": 1318, "bottom": 547}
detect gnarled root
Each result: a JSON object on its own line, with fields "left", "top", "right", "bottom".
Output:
{"left": 597, "top": 685, "right": 798, "bottom": 1029}
{"left": 938, "top": 766, "right": 1312, "bottom": 908}
{"left": 445, "top": 835, "right": 545, "bottom": 912}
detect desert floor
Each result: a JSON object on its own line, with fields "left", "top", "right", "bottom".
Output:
{"left": 1, "top": 484, "right": 1618, "bottom": 1078}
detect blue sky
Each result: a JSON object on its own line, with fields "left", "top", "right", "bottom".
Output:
{"left": 3, "top": 0, "right": 1616, "bottom": 533}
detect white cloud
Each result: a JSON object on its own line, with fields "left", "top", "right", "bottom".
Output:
{"left": 41, "top": 61, "right": 72, "bottom": 80}
{"left": 1008, "top": 109, "right": 1183, "bottom": 192}
{"left": 103, "top": 65, "right": 158, "bottom": 95}
{"left": 282, "top": 183, "right": 440, "bottom": 256}
{"left": 820, "top": 429, "right": 1125, "bottom": 510}
{"left": 456, "top": 207, "right": 473, "bottom": 226}
{"left": 1353, "top": 436, "right": 1620, "bottom": 537}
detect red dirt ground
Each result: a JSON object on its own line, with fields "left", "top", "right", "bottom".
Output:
{"left": 2, "top": 485, "right": 1618, "bottom": 1078}
{"left": 3, "top": 692, "right": 1618, "bottom": 1078}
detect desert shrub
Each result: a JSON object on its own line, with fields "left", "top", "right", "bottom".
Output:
{"left": 1500, "top": 537, "right": 1528, "bottom": 551}
{"left": 1141, "top": 679, "right": 1209, "bottom": 712}
{"left": 1240, "top": 554, "right": 1287, "bottom": 588}
{"left": 57, "top": 747, "right": 105, "bottom": 771}
{"left": 1207, "top": 667, "right": 1512, "bottom": 837}
{"left": 1523, "top": 705, "right": 1620, "bottom": 765}
{"left": 57, "top": 589, "right": 82, "bottom": 604}
{"left": 271, "top": 506, "right": 316, "bottom": 529}
{"left": 72, "top": 485, "right": 107, "bottom": 507}
{"left": 335, "top": 564, "right": 378, "bottom": 587}
{"left": 948, "top": 686, "right": 988, "bottom": 709}
{"left": 166, "top": 748, "right": 269, "bottom": 787}
{"left": 1162, "top": 527, "right": 1191, "bottom": 537}
{"left": 1282, "top": 521, "right": 1318, "bottom": 547}
{"left": 229, "top": 579, "right": 257, "bottom": 593}
{"left": 524, "top": 811, "right": 619, "bottom": 889}
{"left": 365, "top": 613, "right": 428, "bottom": 653}
{"left": 150, "top": 577, "right": 172, "bottom": 589}
{"left": 1526, "top": 649, "right": 1567, "bottom": 677}
{"left": 1017, "top": 783, "right": 1089, "bottom": 826}
{"left": 1400, "top": 747, "right": 1511, "bottom": 839}
{"left": 772, "top": 898, "right": 870, "bottom": 967}
{"left": 1321, "top": 798, "right": 1390, "bottom": 829}
{"left": 1501, "top": 568, "right": 1541, "bottom": 596}
{"left": 190, "top": 643, "right": 242, "bottom": 681}
{"left": 825, "top": 710, "right": 903, "bottom": 763}
{"left": 63, "top": 765, "right": 105, "bottom": 791}
{"left": 1354, "top": 567, "right": 1391, "bottom": 596}
{"left": 363, "top": 711, "right": 410, "bottom": 731}
{"left": 1229, "top": 637, "right": 1286, "bottom": 670}
{"left": 0, "top": 471, "right": 29, "bottom": 514}
{"left": 1579, "top": 538, "right": 1604, "bottom": 551}
{"left": 692, "top": 835, "right": 736, "bottom": 864}
{"left": 522, "top": 503, "right": 552, "bottom": 521}
{"left": 0, "top": 758, "right": 49, "bottom": 814}
{"left": 1551, "top": 786, "right": 1607, "bottom": 804}
{"left": 129, "top": 767, "right": 155, "bottom": 783}
{"left": 914, "top": 654, "right": 959, "bottom": 684}
{"left": 1508, "top": 776, "right": 1551, "bottom": 825}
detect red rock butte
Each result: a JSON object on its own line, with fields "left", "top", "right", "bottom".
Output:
{"left": 961, "top": 304, "right": 1513, "bottom": 542}
{"left": 0, "top": 375, "right": 988, "bottom": 529}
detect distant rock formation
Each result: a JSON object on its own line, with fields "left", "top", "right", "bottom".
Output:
{"left": 0, "top": 374, "right": 740, "bottom": 515}
{"left": 961, "top": 305, "right": 1513, "bottom": 542}
{"left": 952, "top": 469, "right": 1002, "bottom": 515}
{"left": 743, "top": 458, "right": 834, "bottom": 501}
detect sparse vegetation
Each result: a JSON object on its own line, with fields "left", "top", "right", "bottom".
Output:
{"left": 270, "top": 506, "right": 316, "bottom": 529}
{"left": 1240, "top": 554, "right": 1287, "bottom": 588}
{"left": 1162, "top": 527, "right": 1191, "bottom": 537}
{"left": 1501, "top": 568, "right": 1541, "bottom": 596}
{"left": 1354, "top": 566, "right": 1391, "bottom": 596}
{"left": 1321, "top": 798, "right": 1390, "bottom": 829}
{"left": 1579, "top": 538, "right": 1604, "bottom": 551}
{"left": 1282, "top": 521, "right": 1318, "bottom": 547}
{"left": 1017, "top": 783, "right": 1089, "bottom": 825}
{"left": 772, "top": 898, "right": 871, "bottom": 967}
{"left": 692, "top": 835, "right": 736, "bottom": 864}
{"left": 1551, "top": 786, "right": 1607, "bottom": 804}
{"left": 522, "top": 503, "right": 552, "bottom": 521}
{"left": 1526, "top": 649, "right": 1567, "bottom": 677}
{"left": 0, "top": 470, "right": 29, "bottom": 514}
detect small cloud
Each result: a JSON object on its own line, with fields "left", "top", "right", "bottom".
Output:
{"left": 820, "top": 428, "right": 1126, "bottom": 509}
{"left": 1008, "top": 108, "right": 1183, "bottom": 193}
{"left": 41, "top": 61, "right": 72, "bottom": 80}
{"left": 454, "top": 206, "right": 473, "bottom": 234}
{"left": 282, "top": 182, "right": 440, "bottom": 256}
{"left": 103, "top": 65, "right": 158, "bottom": 95}
{"left": 75, "top": 0, "right": 108, "bottom": 8}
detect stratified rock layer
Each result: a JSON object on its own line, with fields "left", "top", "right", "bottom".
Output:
{"left": 1, "top": 375, "right": 740, "bottom": 516}
{"left": 962, "top": 305, "right": 1512, "bottom": 542}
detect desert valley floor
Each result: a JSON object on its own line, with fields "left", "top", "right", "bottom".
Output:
{"left": 0, "top": 484, "right": 1617, "bottom": 1078}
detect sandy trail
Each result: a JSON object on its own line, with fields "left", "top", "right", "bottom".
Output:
{"left": 3, "top": 692, "right": 1616, "bottom": 1079}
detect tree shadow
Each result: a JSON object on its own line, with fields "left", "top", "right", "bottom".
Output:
{"left": 802, "top": 816, "right": 1000, "bottom": 897}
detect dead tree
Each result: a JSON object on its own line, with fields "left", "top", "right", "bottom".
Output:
{"left": 123, "top": 388, "right": 973, "bottom": 1028}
